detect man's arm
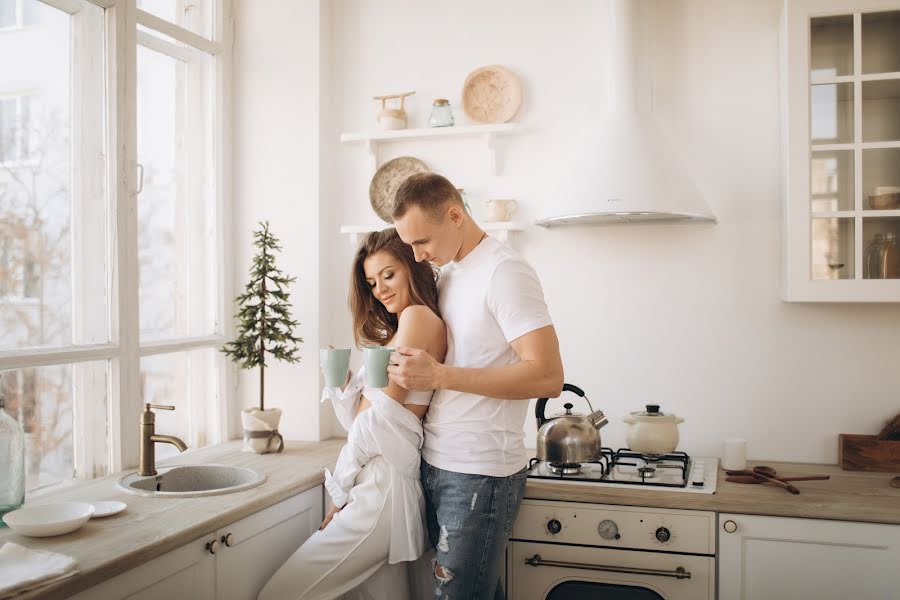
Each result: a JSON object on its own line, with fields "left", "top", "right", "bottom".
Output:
{"left": 388, "top": 324, "right": 564, "bottom": 400}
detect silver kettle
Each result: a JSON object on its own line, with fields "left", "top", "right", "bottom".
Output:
{"left": 535, "top": 383, "right": 608, "bottom": 464}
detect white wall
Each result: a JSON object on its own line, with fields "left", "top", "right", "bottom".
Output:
{"left": 316, "top": 0, "right": 900, "bottom": 464}
{"left": 231, "top": 0, "right": 900, "bottom": 460}
{"left": 232, "top": 0, "right": 325, "bottom": 441}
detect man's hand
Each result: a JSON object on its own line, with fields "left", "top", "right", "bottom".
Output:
{"left": 320, "top": 504, "right": 342, "bottom": 530}
{"left": 388, "top": 347, "right": 443, "bottom": 391}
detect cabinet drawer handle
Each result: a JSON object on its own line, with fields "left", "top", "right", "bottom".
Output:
{"left": 222, "top": 532, "right": 236, "bottom": 547}
{"left": 206, "top": 539, "right": 221, "bottom": 554}
{"left": 723, "top": 520, "right": 737, "bottom": 533}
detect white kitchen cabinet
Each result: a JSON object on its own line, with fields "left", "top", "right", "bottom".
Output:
{"left": 68, "top": 533, "right": 216, "bottom": 600}
{"left": 70, "top": 485, "right": 323, "bottom": 600}
{"left": 783, "top": 0, "right": 900, "bottom": 301}
{"left": 216, "top": 486, "right": 323, "bottom": 600}
{"left": 718, "top": 513, "right": 900, "bottom": 600}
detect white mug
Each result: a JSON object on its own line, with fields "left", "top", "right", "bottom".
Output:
{"left": 484, "top": 199, "right": 518, "bottom": 222}
{"left": 722, "top": 438, "right": 747, "bottom": 471}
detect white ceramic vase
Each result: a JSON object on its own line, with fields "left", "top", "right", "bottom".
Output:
{"left": 241, "top": 407, "right": 284, "bottom": 454}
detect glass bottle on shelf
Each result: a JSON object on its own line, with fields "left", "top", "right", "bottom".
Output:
{"left": 863, "top": 232, "right": 899, "bottom": 279}
{"left": 428, "top": 99, "right": 454, "bottom": 127}
{"left": 0, "top": 377, "right": 25, "bottom": 524}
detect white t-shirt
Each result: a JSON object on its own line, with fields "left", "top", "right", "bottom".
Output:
{"left": 422, "top": 236, "right": 554, "bottom": 477}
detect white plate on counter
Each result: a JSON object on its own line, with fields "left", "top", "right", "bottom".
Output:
{"left": 90, "top": 500, "right": 127, "bottom": 518}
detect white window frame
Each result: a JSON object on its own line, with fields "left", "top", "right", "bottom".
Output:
{"left": 0, "top": 0, "right": 233, "bottom": 482}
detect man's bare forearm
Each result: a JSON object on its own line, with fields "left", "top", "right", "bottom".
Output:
{"left": 437, "top": 360, "right": 563, "bottom": 400}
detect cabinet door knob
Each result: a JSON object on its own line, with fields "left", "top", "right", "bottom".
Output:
{"left": 222, "top": 532, "right": 236, "bottom": 547}
{"left": 206, "top": 539, "right": 221, "bottom": 554}
{"left": 723, "top": 520, "right": 738, "bottom": 534}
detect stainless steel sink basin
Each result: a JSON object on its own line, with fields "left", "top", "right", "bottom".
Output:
{"left": 118, "top": 464, "right": 266, "bottom": 498}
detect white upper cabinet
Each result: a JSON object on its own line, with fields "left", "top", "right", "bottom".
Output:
{"left": 783, "top": 0, "right": 900, "bottom": 301}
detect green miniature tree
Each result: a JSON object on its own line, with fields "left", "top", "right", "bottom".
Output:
{"left": 221, "top": 222, "right": 303, "bottom": 411}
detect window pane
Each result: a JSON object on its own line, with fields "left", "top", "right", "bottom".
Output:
{"left": 0, "top": 1, "right": 16, "bottom": 29}
{"left": 136, "top": 0, "right": 214, "bottom": 39}
{"left": 0, "top": 0, "right": 108, "bottom": 351}
{"left": 140, "top": 348, "right": 220, "bottom": 461}
{"left": 137, "top": 43, "right": 217, "bottom": 340}
{"left": 1, "top": 361, "right": 109, "bottom": 491}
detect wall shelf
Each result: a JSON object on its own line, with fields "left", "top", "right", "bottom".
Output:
{"left": 339, "top": 221, "right": 526, "bottom": 246}
{"left": 339, "top": 123, "right": 524, "bottom": 175}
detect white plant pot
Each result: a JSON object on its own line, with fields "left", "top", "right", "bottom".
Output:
{"left": 241, "top": 407, "right": 284, "bottom": 454}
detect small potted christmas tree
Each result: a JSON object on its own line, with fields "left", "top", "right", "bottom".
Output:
{"left": 221, "top": 222, "right": 303, "bottom": 453}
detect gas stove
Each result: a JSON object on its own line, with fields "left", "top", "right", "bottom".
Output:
{"left": 527, "top": 448, "right": 718, "bottom": 494}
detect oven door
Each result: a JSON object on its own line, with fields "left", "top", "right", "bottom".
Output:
{"left": 507, "top": 541, "right": 714, "bottom": 600}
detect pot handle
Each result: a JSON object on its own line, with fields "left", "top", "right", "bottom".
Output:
{"left": 535, "top": 383, "right": 586, "bottom": 430}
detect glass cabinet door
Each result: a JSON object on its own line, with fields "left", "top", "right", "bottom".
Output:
{"left": 807, "top": 8, "right": 900, "bottom": 285}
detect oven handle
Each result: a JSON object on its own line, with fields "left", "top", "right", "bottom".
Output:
{"left": 524, "top": 554, "right": 691, "bottom": 580}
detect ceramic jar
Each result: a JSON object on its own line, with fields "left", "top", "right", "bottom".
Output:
{"left": 622, "top": 404, "right": 684, "bottom": 456}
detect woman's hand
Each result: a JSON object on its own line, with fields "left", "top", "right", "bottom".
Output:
{"left": 319, "top": 504, "right": 342, "bottom": 530}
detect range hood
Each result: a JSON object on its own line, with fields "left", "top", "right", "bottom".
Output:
{"left": 536, "top": 0, "right": 716, "bottom": 227}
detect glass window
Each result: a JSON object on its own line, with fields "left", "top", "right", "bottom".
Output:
{"left": 140, "top": 349, "right": 219, "bottom": 461}
{"left": 1, "top": 361, "right": 109, "bottom": 490}
{"left": 137, "top": 41, "right": 216, "bottom": 341}
{"left": 136, "top": 0, "right": 214, "bottom": 39}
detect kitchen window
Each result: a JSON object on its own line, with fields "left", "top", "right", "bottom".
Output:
{"left": 0, "top": 0, "right": 231, "bottom": 492}
{"left": 0, "top": 0, "right": 40, "bottom": 30}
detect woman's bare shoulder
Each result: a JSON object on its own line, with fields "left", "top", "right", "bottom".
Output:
{"left": 398, "top": 304, "right": 444, "bottom": 331}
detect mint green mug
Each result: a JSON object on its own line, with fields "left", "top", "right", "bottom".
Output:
{"left": 363, "top": 346, "right": 394, "bottom": 388}
{"left": 320, "top": 348, "right": 351, "bottom": 388}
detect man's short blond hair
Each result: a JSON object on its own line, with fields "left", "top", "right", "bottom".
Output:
{"left": 392, "top": 173, "right": 464, "bottom": 222}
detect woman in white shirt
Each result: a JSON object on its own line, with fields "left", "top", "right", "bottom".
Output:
{"left": 258, "top": 228, "right": 446, "bottom": 600}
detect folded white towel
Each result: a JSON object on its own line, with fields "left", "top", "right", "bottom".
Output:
{"left": 0, "top": 541, "right": 79, "bottom": 598}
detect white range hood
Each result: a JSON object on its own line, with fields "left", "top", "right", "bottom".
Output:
{"left": 536, "top": 0, "right": 716, "bottom": 227}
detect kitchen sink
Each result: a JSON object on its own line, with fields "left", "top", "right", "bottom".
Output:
{"left": 118, "top": 464, "right": 266, "bottom": 498}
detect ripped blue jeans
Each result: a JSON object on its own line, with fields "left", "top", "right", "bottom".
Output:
{"left": 420, "top": 460, "right": 528, "bottom": 600}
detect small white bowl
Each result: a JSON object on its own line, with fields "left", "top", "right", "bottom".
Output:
{"left": 2, "top": 502, "right": 95, "bottom": 537}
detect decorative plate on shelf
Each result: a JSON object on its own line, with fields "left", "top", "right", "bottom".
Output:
{"left": 369, "top": 157, "right": 430, "bottom": 223}
{"left": 461, "top": 65, "right": 522, "bottom": 124}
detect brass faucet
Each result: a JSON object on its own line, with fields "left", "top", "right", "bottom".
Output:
{"left": 139, "top": 403, "right": 188, "bottom": 476}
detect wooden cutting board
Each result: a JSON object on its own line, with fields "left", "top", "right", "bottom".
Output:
{"left": 838, "top": 434, "right": 900, "bottom": 472}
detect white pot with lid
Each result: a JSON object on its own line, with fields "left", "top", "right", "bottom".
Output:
{"left": 623, "top": 404, "right": 684, "bottom": 456}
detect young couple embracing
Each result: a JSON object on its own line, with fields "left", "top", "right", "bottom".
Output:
{"left": 260, "top": 173, "right": 563, "bottom": 600}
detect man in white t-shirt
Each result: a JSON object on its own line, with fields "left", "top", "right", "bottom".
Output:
{"left": 389, "top": 173, "right": 564, "bottom": 600}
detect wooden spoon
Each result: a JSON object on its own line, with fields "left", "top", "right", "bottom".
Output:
{"left": 750, "top": 470, "right": 801, "bottom": 494}
{"left": 727, "top": 475, "right": 829, "bottom": 484}
{"left": 725, "top": 469, "right": 800, "bottom": 494}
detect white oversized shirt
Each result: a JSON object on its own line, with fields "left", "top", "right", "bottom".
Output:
{"left": 422, "top": 236, "right": 554, "bottom": 477}
{"left": 321, "top": 366, "right": 432, "bottom": 564}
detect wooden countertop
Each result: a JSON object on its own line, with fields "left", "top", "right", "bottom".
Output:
{"left": 525, "top": 460, "right": 900, "bottom": 525}
{"left": 0, "top": 438, "right": 346, "bottom": 600}
{"left": 4, "top": 444, "right": 898, "bottom": 599}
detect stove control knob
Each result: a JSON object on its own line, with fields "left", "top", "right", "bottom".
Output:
{"left": 598, "top": 519, "right": 620, "bottom": 540}
{"left": 655, "top": 527, "right": 671, "bottom": 543}
{"left": 547, "top": 519, "right": 562, "bottom": 535}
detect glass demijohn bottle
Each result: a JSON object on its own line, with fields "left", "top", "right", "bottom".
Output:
{"left": 0, "top": 377, "right": 25, "bottom": 524}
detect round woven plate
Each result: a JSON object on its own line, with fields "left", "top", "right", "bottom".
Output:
{"left": 369, "top": 157, "right": 430, "bottom": 223}
{"left": 461, "top": 65, "right": 522, "bottom": 124}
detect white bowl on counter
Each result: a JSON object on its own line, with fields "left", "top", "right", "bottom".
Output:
{"left": 2, "top": 501, "right": 95, "bottom": 537}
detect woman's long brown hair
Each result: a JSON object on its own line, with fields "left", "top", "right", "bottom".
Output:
{"left": 349, "top": 228, "right": 440, "bottom": 347}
